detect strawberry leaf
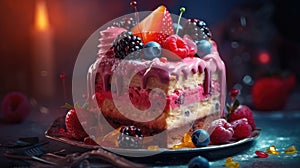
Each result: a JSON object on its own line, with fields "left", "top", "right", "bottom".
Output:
{"left": 226, "top": 103, "right": 231, "bottom": 113}
{"left": 232, "top": 99, "right": 240, "bottom": 112}
{"left": 82, "top": 103, "right": 88, "bottom": 109}
{"left": 62, "top": 103, "right": 74, "bottom": 109}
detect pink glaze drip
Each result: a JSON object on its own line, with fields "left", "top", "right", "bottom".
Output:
{"left": 88, "top": 39, "right": 226, "bottom": 117}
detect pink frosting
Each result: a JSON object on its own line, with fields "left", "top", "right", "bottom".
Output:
{"left": 97, "top": 27, "right": 126, "bottom": 56}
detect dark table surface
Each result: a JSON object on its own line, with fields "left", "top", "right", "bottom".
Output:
{"left": 1, "top": 90, "right": 300, "bottom": 167}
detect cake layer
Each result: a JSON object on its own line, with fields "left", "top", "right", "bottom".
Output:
{"left": 100, "top": 93, "right": 220, "bottom": 132}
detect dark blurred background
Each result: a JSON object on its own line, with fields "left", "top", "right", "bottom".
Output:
{"left": 0, "top": 0, "right": 299, "bottom": 109}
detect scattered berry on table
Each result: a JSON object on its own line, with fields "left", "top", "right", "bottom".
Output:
{"left": 1, "top": 92, "right": 31, "bottom": 123}
{"left": 182, "top": 19, "right": 212, "bottom": 41}
{"left": 143, "top": 41, "right": 162, "bottom": 60}
{"left": 65, "top": 108, "right": 88, "bottom": 140}
{"left": 285, "top": 145, "right": 297, "bottom": 154}
{"left": 266, "top": 145, "right": 280, "bottom": 155}
{"left": 208, "top": 119, "right": 234, "bottom": 145}
{"left": 228, "top": 105, "right": 256, "bottom": 130}
{"left": 113, "top": 31, "right": 144, "bottom": 59}
{"left": 192, "top": 129, "right": 210, "bottom": 147}
{"left": 255, "top": 150, "right": 269, "bottom": 158}
{"left": 224, "top": 157, "right": 240, "bottom": 168}
{"left": 188, "top": 156, "right": 210, "bottom": 168}
{"left": 230, "top": 118, "right": 252, "bottom": 139}
{"left": 251, "top": 76, "right": 292, "bottom": 111}
{"left": 118, "top": 126, "right": 144, "bottom": 149}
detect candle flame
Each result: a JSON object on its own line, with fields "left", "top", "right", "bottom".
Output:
{"left": 35, "top": 0, "right": 49, "bottom": 31}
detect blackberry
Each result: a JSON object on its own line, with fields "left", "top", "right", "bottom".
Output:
{"left": 117, "top": 126, "right": 144, "bottom": 149}
{"left": 182, "top": 19, "right": 212, "bottom": 41}
{"left": 112, "top": 17, "right": 136, "bottom": 30}
{"left": 113, "top": 31, "right": 144, "bottom": 59}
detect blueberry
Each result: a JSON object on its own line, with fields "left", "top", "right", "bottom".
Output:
{"left": 143, "top": 41, "right": 162, "bottom": 60}
{"left": 192, "top": 129, "right": 210, "bottom": 147}
{"left": 196, "top": 40, "right": 212, "bottom": 58}
{"left": 188, "top": 156, "right": 210, "bottom": 168}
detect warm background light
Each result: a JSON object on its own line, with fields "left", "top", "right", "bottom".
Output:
{"left": 35, "top": 0, "right": 49, "bottom": 31}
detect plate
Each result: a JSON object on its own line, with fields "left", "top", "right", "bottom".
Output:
{"left": 45, "top": 116, "right": 260, "bottom": 163}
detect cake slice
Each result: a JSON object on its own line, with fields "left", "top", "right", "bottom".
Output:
{"left": 87, "top": 5, "right": 226, "bottom": 148}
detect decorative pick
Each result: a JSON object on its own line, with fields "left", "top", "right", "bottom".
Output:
{"left": 130, "top": 1, "right": 143, "bottom": 41}
{"left": 176, "top": 7, "right": 185, "bottom": 35}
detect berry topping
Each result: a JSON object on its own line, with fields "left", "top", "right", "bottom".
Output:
{"left": 163, "top": 35, "right": 190, "bottom": 59}
{"left": 143, "top": 41, "right": 162, "bottom": 60}
{"left": 208, "top": 119, "right": 234, "bottom": 145}
{"left": 228, "top": 105, "right": 256, "bottom": 130}
{"left": 1, "top": 92, "right": 31, "bottom": 123}
{"left": 196, "top": 40, "right": 212, "bottom": 58}
{"left": 182, "top": 19, "right": 212, "bottom": 40}
{"left": 191, "top": 129, "right": 210, "bottom": 147}
{"left": 118, "top": 126, "right": 144, "bottom": 149}
{"left": 112, "top": 17, "right": 136, "bottom": 30}
{"left": 65, "top": 108, "right": 88, "bottom": 140}
{"left": 188, "top": 156, "right": 210, "bottom": 168}
{"left": 230, "top": 118, "right": 252, "bottom": 139}
{"left": 132, "top": 5, "right": 174, "bottom": 45}
{"left": 113, "top": 31, "right": 144, "bottom": 59}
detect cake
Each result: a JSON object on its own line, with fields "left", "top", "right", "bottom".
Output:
{"left": 86, "top": 5, "right": 226, "bottom": 148}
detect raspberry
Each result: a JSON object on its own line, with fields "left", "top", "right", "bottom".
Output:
{"left": 230, "top": 118, "right": 252, "bottom": 139}
{"left": 163, "top": 35, "right": 190, "bottom": 59}
{"left": 117, "top": 126, "right": 144, "bottom": 149}
{"left": 228, "top": 105, "right": 256, "bottom": 129}
{"left": 113, "top": 31, "right": 144, "bottom": 59}
{"left": 65, "top": 108, "right": 88, "bottom": 140}
{"left": 1, "top": 92, "right": 30, "bottom": 123}
{"left": 208, "top": 119, "right": 234, "bottom": 144}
